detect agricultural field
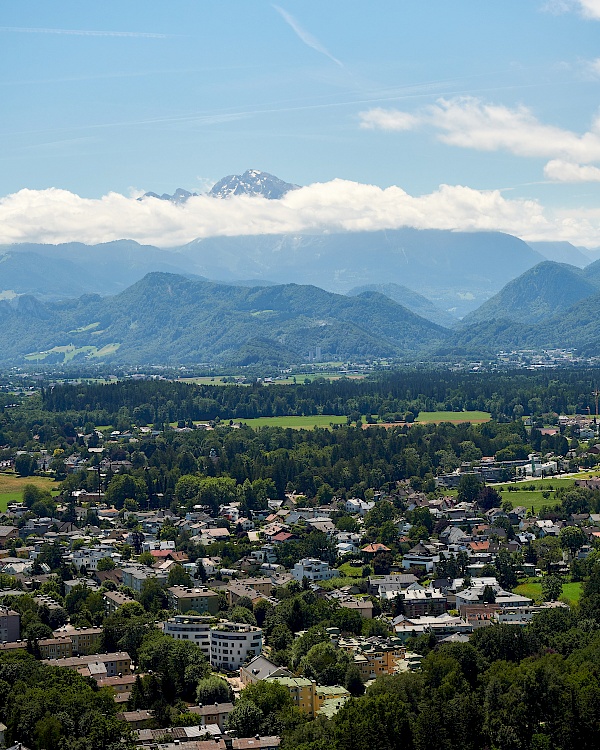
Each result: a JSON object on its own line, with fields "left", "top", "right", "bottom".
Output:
{"left": 0, "top": 473, "right": 59, "bottom": 511}
{"left": 416, "top": 410, "right": 491, "bottom": 424}
{"left": 235, "top": 415, "right": 348, "bottom": 429}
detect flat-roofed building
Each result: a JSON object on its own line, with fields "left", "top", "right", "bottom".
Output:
{"left": 162, "top": 615, "right": 215, "bottom": 659}
{"left": 209, "top": 621, "right": 263, "bottom": 671}
{"left": 0, "top": 607, "right": 20, "bottom": 643}
{"left": 167, "top": 586, "right": 220, "bottom": 615}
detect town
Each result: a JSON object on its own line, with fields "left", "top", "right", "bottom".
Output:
{"left": 0, "top": 373, "right": 600, "bottom": 750}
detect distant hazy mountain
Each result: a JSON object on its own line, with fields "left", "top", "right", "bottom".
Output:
{"left": 461, "top": 261, "right": 598, "bottom": 326}
{"left": 347, "top": 283, "right": 457, "bottom": 327}
{"left": 0, "top": 273, "right": 448, "bottom": 366}
{"left": 209, "top": 169, "right": 299, "bottom": 199}
{"left": 526, "top": 241, "right": 590, "bottom": 268}
{"left": 141, "top": 188, "right": 198, "bottom": 203}
{"left": 581, "top": 257, "right": 600, "bottom": 288}
{"left": 0, "top": 240, "right": 195, "bottom": 299}
{"left": 179, "top": 228, "right": 545, "bottom": 316}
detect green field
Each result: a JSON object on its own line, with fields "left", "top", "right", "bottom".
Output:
{"left": 416, "top": 410, "right": 491, "bottom": 424}
{"left": 338, "top": 562, "right": 367, "bottom": 578}
{"left": 235, "top": 415, "right": 348, "bottom": 429}
{"left": 514, "top": 580, "right": 583, "bottom": 605}
{"left": 0, "top": 473, "right": 59, "bottom": 511}
{"left": 497, "top": 477, "right": 576, "bottom": 512}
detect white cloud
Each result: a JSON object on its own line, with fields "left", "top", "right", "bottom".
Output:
{"left": 585, "top": 57, "right": 600, "bottom": 77}
{"left": 359, "top": 97, "right": 600, "bottom": 173}
{"left": 578, "top": 0, "right": 600, "bottom": 18}
{"left": 1, "top": 178, "right": 600, "bottom": 247}
{"left": 541, "top": 0, "right": 600, "bottom": 18}
{"left": 544, "top": 159, "right": 600, "bottom": 181}
{"left": 359, "top": 108, "right": 422, "bottom": 131}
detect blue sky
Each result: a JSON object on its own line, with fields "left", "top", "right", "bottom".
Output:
{"left": 1, "top": 1, "right": 600, "bottom": 247}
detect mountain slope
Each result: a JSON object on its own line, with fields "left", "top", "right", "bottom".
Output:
{"left": 347, "top": 283, "right": 457, "bottom": 327}
{"left": 461, "top": 261, "right": 598, "bottom": 326}
{"left": 526, "top": 241, "right": 590, "bottom": 268}
{"left": 1, "top": 273, "right": 449, "bottom": 366}
{"left": 178, "top": 228, "right": 545, "bottom": 317}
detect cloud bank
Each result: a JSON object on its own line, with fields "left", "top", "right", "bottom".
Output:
{"left": 360, "top": 96, "right": 600, "bottom": 183}
{"left": 1, "top": 178, "right": 600, "bottom": 248}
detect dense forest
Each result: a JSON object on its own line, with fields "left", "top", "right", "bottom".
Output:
{"left": 40, "top": 369, "right": 600, "bottom": 425}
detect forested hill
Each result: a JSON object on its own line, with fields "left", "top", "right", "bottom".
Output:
{"left": 41, "top": 369, "right": 600, "bottom": 424}
{"left": 0, "top": 273, "right": 447, "bottom": 366}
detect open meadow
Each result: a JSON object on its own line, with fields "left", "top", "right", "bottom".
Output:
{"left": 0, "top": 473, "right": 59, "bottom": 511}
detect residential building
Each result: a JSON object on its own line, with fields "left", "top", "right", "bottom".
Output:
{"left": 167, "top": 586, "right": 220, "bottom": 615}
{"left": 240, "top": 654, "right": 292, "bottom": 687}
{"left": 266, "top": 676, "right": 349, "bottom": 718}
{"left": 103, "top": 590, "right": 135, "bottom": 614}
{"left": 53, "top": 625, "right": 103, "bottom": 654}
{"left": 209, "top": 621, "right": 263, "bottom": 671}
{"left": 291, "top": 558, "right": 339, "bottom": 582}
{"left": 187, "top": 702, "right": 234, "bottom": 731}
{"left": 162, "top": 615, "right": 214, "bottom": 659}
{"left": 43, "top": 651, "right": 132, "bottom": 679}
{"left": 0, "top": 607, "right": 20, "bottom": 642}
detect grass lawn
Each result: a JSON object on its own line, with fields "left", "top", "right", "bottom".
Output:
{"left": 513, "top": 579, "right": 583, "bottom": 606}
{"left": 0, "top": 473, "right": 59, "bottom": 511}
{"left": 235, "top": 415, "right": 348, "bottom": 429}
{"left": 338, "top": 562, "right": 366, "bottom": 578}
{"left": 416, "top": 410, "right": 491, "bottom": 424}
{"left": 496, "top": 477, "right": 576, "bottom": 513}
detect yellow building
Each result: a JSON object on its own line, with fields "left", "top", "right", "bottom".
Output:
{"left": 266, "top": 676, "right": 349, "bottom": 718}
{"left": 338, "top": 636, "right": 406, "bottom": 680}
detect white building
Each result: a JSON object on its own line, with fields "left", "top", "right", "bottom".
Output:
{"left": 163, "top": 616, "right": 263, "bottom": 671}
{"left": 162, "top": 615, "right": 214, "bottom": 659}
{"left": 209, "top": 621, "right": 263, "bottom": 671}
{"left": 292, "top": 558, "right": 339, "bottom": 582}
{"left": 344, "top": 498, "right": 375, "bottom": 516}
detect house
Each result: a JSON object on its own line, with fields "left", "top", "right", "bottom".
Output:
{"left": 187, "top": 702, "right": 234, "bottom": 731}
{"left": 292, "top": 558, "right": 339, "bottom": 582}
{"left": 240, "top": 654, "right": 292, "bottom": 686}
{"left": 401, "top": 543, "right": 439, "bottom": 573}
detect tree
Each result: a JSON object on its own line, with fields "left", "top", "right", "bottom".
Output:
{"left": 533, "top": 537, "right": 562, "bottom": 573}
{"left": 105, "top": 474, "right": 146, "bottom": 510}
{"left": 138, "top": 577, "right": 168, "bottom": 613}
{"left": 372, "top": 550, "right": 393, "bottom": 575}
{"left": 226, "top": 700, "right": 263, "bottom": 737}
{"left": 344, "top": 662, "right": 365, "bottom": 696}
{"left": 15, "top": 454, "right": 36, "bottom": 477}
{"left": 299, "top": 641, "right": 350, "bottom": 685}
{"left": 559, "top": 525, "right": 586, "bottom": 559}
{"left": 457, "top": 474, "right": 483, "bottom": 504}
{"left": 541, "top": 574, "right": 562, "bottom": 602}
{"left": 477, "top": 486, "right": 501, "bottom": 511}
{"left": 196, "top": 676, "right": 232, "bottom": 705}
{"left": 167, "top": 564, "right": 192, "bottom": 587}
{"left": 97, "top": 557, "right": 116, "bottom": 571}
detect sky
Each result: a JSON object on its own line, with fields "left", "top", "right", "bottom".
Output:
{"left": 1, "top": 0, "right": 600, "bottom": 248}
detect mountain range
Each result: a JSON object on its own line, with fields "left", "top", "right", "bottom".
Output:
{"left": 3, "top": 169, "right": 600, "bottom": 366}
{"left": 3, "top": 259, "right": 600, "bottom": 366}
{"left": 0, "top": 273, "right": 447, "bottom": 367}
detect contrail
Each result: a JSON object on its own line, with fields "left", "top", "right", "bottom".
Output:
{"left": 273, "top": 5, "right": 343, "bottom": 67}
{"left": 0, "top": 26, "right": 171, "bottom": 39}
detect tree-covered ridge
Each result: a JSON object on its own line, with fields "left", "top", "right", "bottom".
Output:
{"left": 0, "top": 272, "right": 447, "bottom": 366}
